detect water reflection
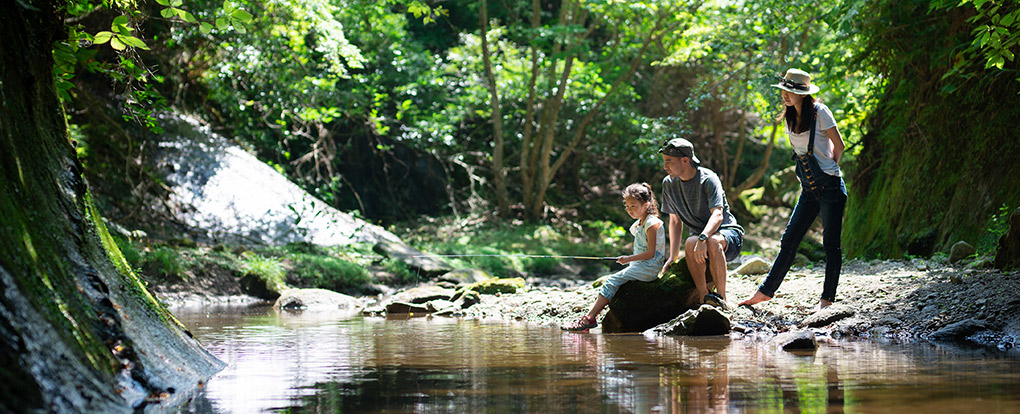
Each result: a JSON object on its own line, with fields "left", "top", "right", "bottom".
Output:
{"left": 176, "top": 305, "right": 1020, "bottom": 413}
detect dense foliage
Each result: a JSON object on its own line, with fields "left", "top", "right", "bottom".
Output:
{"left": 57, "top": 0, "right": 1019, "bottom": 258}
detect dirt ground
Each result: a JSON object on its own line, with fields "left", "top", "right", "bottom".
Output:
{"left": 461, "top": 258, "right": 1020, "bottom": 346}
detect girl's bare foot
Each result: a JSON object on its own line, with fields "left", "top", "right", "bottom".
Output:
{"left": 738, "top": 290, "right": 772, "bottom": 306}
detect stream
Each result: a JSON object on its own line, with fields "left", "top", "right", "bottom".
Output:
{"left": 175, "top": 304, "right": 1020, "bottom": 413}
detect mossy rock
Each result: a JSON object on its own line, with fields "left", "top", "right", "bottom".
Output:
{"left": 240, "top": 273, "right": 285, "bottom": 301}
{"left": 465, "top": 277, "right": 525, "bottom": 295}
{"left": 601, "top": 258, "right": 709, "bottom": 333}
{"left": 450, "top": 277, "right": 524, "bottom": 304}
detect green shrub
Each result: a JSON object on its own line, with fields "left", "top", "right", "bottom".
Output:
{"left": 240, "top": 252, "right": 286, "bottom": 290}
{"left": 382, "top": 258, "right": 417, "bottom": 284}
{"left": 144, "top": 246, "right": 185, "bottom": 279}
{"left": 288, "top": 253, "right": 369, "bottom": 293}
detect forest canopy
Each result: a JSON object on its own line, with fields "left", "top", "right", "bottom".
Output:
{"left": 54, "top": 0, "right": 1019, "bottom": 258}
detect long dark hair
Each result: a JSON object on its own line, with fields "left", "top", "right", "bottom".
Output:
{"left": 781, "top": 94, "right": 817, "bottom": 134}
{"left": 623, "top": 183, "right": 659, "bottom": 217}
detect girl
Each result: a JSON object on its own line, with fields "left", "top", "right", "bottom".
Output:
{"left": 562, "top": 183, "right": 666, "bottom": 331}
{"left": 739, "top": 68, "right": 847, "bottom": 311}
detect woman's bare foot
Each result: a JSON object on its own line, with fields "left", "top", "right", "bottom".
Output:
{"left": 810, "top": 299, "right": 833, "bottom": 313}
{"left": 738, "top": 290, "right": 772, "bottom": 306}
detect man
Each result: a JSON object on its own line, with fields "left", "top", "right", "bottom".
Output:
{"left": 658, "top": 138, "right": 744, "bottom": 308}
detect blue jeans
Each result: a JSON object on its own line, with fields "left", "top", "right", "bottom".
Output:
{"left": 758, "top": 169, "right": 847, "bottom": 302}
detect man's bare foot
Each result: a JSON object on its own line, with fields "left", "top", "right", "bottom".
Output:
{"left": 738, "top": 290, "right": 772, "bottom": 306}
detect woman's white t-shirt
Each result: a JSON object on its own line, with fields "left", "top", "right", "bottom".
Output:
{"left": 787, "top": 102, "right": 841, "bottom": 177}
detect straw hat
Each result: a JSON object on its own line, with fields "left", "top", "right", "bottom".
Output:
{"left": 771, "top": 68, "right": 820, "bottom": 95}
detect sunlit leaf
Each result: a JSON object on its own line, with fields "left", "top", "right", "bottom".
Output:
{"left": 179, "top": 10, "right": 197, "bottom": 23}
{"left": 110, "top": 37, "right": 126, "bottom": 51}
{"left": 231, "top": 9, "right": 253, "bottom": 23}
{"left": 200, "top": 22, "right": 214, "bottom": 34}
{"left": 216, "top": 17, "right": 228, "bottom": 30}
{"left": 112, "top": 15, "right": 130, "bottom": 26}
{"left": 121, "top": 35, "right": 150, "bottom": 50}
{"left": 93, "top": 31, "right": 113, "bottom": 44}
{"left": 160, "top": 7, "right": 175, "bottom": 18}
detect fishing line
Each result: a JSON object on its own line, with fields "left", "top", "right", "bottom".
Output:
{"left": 357, "top": 253, "right": 619, "bottom": 261}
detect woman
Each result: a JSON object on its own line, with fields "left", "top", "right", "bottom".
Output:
{"left": 739, "top": 68, "right": 847, "bottom": 311}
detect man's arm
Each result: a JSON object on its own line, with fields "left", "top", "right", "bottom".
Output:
{"left": 662, "top": 214, "right": 684, "bottom": 274}
{"left": 691, "top": 207, "right": 724, "bottom": 263}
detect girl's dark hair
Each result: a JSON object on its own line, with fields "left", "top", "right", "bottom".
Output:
{"left": 781, "top": 94, "right": 817, "bottom": 133}
{"left": 623, "top": 183, "right": 659, "bottom": 217}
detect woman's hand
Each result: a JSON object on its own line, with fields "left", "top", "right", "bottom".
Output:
{"left": 616, "top": 256, "right": 631, "bottom": 265}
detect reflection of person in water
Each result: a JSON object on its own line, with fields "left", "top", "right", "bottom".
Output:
{"left": 665, "top": 346, "right": 730, "bottom": 413}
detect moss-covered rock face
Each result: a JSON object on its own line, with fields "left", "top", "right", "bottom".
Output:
{"left": 601, "top": 258, "right": 706, "bottom": 333}
{"left": 1, "top": 2, "right": 223, "bottom": 412}
{"left": 844, "top": 0, "right": 1020, "bottom": 259}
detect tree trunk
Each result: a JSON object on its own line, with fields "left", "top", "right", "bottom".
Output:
{"left": 480, "top": 0, "right": 509, "bottom": 218}
{"left": 0, "top": 1, "right": 223, "bottom": 412}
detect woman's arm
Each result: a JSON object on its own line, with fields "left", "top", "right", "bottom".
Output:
{"left": 619, "top": 222, "right": 661, "bottom": 264}
{"left": 824, "top": 126, "right": 845, "bottom": 163}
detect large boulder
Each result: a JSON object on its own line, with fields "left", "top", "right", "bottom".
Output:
{"left": 734, "top": 257, "right": 772, "bottom": 275}
{"left": 389, "top": 285, "right": 457, "bottom": 305}
{"left": 146, "top": 113, "right": 404, "bottom": 247}
{"left": 644, "top": 305, "right": 731, "bottom": 336}
{"left": 600, "top": 258, "right": 708, "bottom": 333}
{"left": 274, "top": 288, "right": 363, "bottom": 311}
{"left": 949, "top": 241, "right": 976, "bottom": 264}
{"left": 995, "top": 208, "right": 1020, "bottom": 270}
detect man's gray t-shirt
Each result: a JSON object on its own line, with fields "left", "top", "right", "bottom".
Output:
{"left": 660, "top": 167, "right": 744, "bottom": 237}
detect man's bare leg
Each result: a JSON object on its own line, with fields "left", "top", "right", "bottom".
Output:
{"left": 707, "top": 236, "right": 728, "bottom": 299}
{"left": 685, "top": 237, "right": 709, "bottom": 299}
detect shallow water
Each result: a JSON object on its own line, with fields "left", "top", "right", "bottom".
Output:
{"left": 175, "top": 305, "right": 1020, "bottom": 413}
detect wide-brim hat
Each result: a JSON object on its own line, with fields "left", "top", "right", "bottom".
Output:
{"left": 659, "top": 138, "right": 700, "bottom": 166}
{"left": 771, "top": 68, "right": 820, "bottom": 95}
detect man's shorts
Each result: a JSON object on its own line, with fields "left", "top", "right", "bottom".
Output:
{"left": 718, "top": 228, "right": 742, "bottom": 262}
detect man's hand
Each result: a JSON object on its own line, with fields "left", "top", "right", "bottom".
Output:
{"left": 692, "top": 239, "right": 708, "bottom": 264}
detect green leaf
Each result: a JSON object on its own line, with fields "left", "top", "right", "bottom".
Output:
{"left": 112, "top": 15, "right": 130, "bottom": 26}
{"left": 93, "top": 31, "right": 113, "bottom": 44}
{"left": 179, "top": 10, "right": 197, "bottom": 23}
{"left": 121, "top": 35, "right": 150, "bottom": 50}
{"left": 200, "top": 22, "right": 214, "bottom": 34}
{"left": 1001, "top": 12, "right": 1016, "bottom": 27}
{"left": 110, "top": 37, "right": 126, "bottom": 51}
{"left": 155, "top": 0, "right": 170, "bottom": 5}
{"left": 235, "top": 24, "right": 247, "bottom": 34}
{"left": 161, "top": 7, "right": 175, "bottom": 18}
{"left": 171, "top": 0, "right": 183, "bottom": 6}
{"left": 216, "top": 17, "right": 228, "bottom": 30}
{"left": 230, "top": 9, "right": 253, "bottom": 23}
